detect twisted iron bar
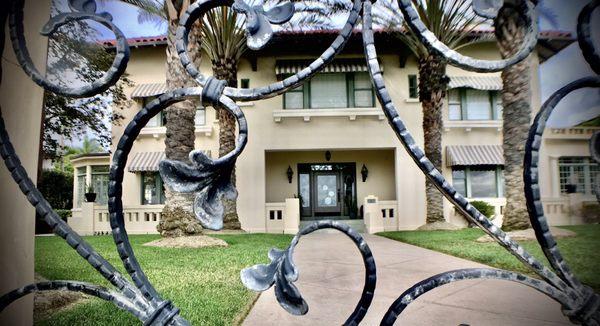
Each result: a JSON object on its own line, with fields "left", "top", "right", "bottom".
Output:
{"left": 0, "top": 0, "right": 598, "bottom": 324}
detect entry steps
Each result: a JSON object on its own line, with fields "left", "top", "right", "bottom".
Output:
{"left": 299, "top": 219, "right": 366, "bottom": 234}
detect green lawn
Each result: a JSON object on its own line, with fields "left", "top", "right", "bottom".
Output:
{"left": 378, "top": 225, "right": 600, "bottom": 291}
{"left": 35, "top": 233, "right": 293, "bottom": 325}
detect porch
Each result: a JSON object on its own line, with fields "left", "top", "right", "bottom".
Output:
{"left": 264, "top": 149, "right": 399, "bottom": 233}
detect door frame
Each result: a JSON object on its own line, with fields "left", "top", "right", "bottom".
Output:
{"left": 298, "top": 162, "right": 357, "bottom": 219}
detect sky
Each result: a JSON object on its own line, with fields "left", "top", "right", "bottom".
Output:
{"left": 59, "top": 0, "right": 599, "bottom": 149}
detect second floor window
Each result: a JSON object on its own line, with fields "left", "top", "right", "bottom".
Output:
{"left": 283, "top": 72, "right": 375, "bottom": 109}
{"left": 448, "top": 89, "right": 502, "bottom": 121}
{"left": 559, "top": 157, "right": 598, "bottom": 195}
{"left": 76, "top": 167, "right": 86, "bottom": 206}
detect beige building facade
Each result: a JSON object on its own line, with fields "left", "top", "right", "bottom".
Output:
{"left": 70, "top": 31, "right": 598, "bottom": 235}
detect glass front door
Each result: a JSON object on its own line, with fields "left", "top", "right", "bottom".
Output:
{"left": 313, "top": 172, "right": 341, "bottom": 214}
{"left": 298, "top": 162, "right": 357, "bottom": 219}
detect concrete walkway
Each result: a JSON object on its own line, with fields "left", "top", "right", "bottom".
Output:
{"left": 243, "top": 233, "right": 571, "bottom": 325}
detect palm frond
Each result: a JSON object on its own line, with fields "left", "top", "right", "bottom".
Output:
{"left": 373, "top": 0, "right": 486, "bottom": 58}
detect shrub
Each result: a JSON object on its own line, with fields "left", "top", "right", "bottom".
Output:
{"left": 38, "top": 170, "right": 73, "bottom": 209}
{"left": 55, "top": 209, "right": 72, "bottom": 221}
{"left": 470, "top": 200, "right": 495, "bottom": 219}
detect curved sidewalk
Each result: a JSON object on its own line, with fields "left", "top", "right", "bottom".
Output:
{"left": 243, "top": 233, "right": 570, "bottom": 325}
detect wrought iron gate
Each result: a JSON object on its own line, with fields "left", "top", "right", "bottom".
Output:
{"left": 0, "top": 0, "right": 599, "bottom": 324}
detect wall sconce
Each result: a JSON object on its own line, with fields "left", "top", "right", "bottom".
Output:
{"left": 361, "top": 164, "right": 369, "bottom": 182}
{"left": 325, "top": 150, "right": 331, "bottom": 161}
{"left": 286, "top": 166, "right": 293, "bottom": 184}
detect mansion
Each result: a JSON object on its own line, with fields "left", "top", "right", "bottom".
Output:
{"left": 68, "top": 30, "right": 598, "bottom": 235}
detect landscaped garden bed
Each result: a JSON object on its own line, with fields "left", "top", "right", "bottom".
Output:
{"left": 35, "top": 234, "right": 292, "bottom": 325}
{"left": 378, "top": 225, "right": 600, "bottom": 291}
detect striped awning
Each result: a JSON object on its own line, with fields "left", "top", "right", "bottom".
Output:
{"left": 446, "top": 145, "right": 504, "bottom": 167}
{"left": 128, "top": 151, "right": 212, "bottom": 172}
{"left": 448, "top": 76, "right": 502, "bottom": 91}
{"left": 128, "top": 152, "right": 165, "bottom": 172}
{"left": 130, "top": 83, "right": 168, "bottom": 98}
{"left": 275, "top": 58, "right": 382, "bottom": 75}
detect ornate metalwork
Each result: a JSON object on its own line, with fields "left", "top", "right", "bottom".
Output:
{"left": 0, "top": 0, "right": 599, "bottom": 324}
{"left": 240, "top": 220, "right": 376, "bottom": 324}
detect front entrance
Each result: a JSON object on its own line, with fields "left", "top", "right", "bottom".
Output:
{"left": 298, "top": 163, "right": 358, "bottom": 220}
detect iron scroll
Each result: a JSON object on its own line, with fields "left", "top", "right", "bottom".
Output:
{"left": 0, "top": 0, "right": 598, "bottom": 324}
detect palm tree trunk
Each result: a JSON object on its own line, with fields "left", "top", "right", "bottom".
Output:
{"left": 496, "top": 4, "right": 532, "bottom": 231}
{"left": 418, "top": 54, "right": 447, "bottom": 224}
{"left": 212, "top": 56, "right": 241, "bottom": 230}
{"left": 157, "top": 20, "right": 204, "bottom": 237}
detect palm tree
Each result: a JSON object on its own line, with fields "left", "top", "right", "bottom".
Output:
{"left": 121, "top": 0, "right": 349, "bottom": 231}
{"left": 58, "top": 136, "right": 104, "bottom": 173}
{"left": 117, "top": 0, "right": 204, "bottom": 236}
{"left": 374, "top": 0, "right": 483, "bottom": 228}
{"left": 202, "top": 1, "right": 352, "bottom": 229}
{"left": 494, "top": 3, "right": 532, "bottom": 231}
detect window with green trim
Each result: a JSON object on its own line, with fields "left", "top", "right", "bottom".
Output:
{"left": 559, "top": 157, "right": 598, "bottom": 195}
{"left": 92, "top": 166, "right": 110, "bottom": 205}
{"left": 448, "top": 89, "right": 502, "bottom": 121}
{"left": 141, "top": 172, "right": 165, "bottom": 205}
{"left": 283, "top": 72, "right": 375, "bottom": 109}
{"left": 408, "top": 74, "right": 419, "bottom": 99}
{"left": 452, "top": 166, "right": 504, "bottom": 198}
{"left": 76, "top": 167, "right": 86, "bottom": 206}
{"left": 241, "top": 79, "right": 250, "bottom": 89}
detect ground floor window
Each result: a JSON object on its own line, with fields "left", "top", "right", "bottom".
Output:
{"left": 76, "top": 167, "right": 86, "bottom": 206}
{"left": 92, "top": 166, "right": 110, "bottom": 205}
{"left": 452, "top": 166, "right": 504, "bottom": 198}
{"left": 141, "top": 172, "right": 165, "bottom": 205}
{"left": 559, "top": 157, "right": 598, "bottom": 195}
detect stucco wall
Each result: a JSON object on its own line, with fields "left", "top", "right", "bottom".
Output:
{"left": 0, "top": 1, "right": 49, "bottom": 323}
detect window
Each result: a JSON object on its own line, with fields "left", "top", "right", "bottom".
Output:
{"left": 311, "top": 73, "right": 348, "bottom": 108}
{"left": 452, "top": 166, "right": 504, "bottom": 198}
{"left": 285, "top": 83, "right": 305, "bottom": 109}
{"left": 141, "top": 172, "right": 165, "bottom": 205}
{"left": 143, "top": 97, "right": 166, "bottom": 127}
{"left": 241, "top": 79, "right": 250, "bottom": 89}
{"left": 91, "top": 166, "right": 109, "bottom": 205}
{"left": 408, "top": 74, "right": 418, "bottom": 99}
{"left": 448, "top": 89, "right": 501, "bottom": 121}
{"left": 283, "top": 72, "right": 375, "bottom": 109}
{"left": 195, "top": 107, "right": 206, "bottom": 126}
{"left": 299, "top": 173, "right": 310, "bottom": 208}
{"left": 76, "top": 167, "right": 86, "bottom": 206}
{"left": 353, "top": 73, "right": 375, "bottom": 107}
{"left": 559, "top": 157, "right": 598, "bottom": 195}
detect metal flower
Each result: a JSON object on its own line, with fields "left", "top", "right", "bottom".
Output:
{"left": 471, "top": 0, "right": 503, "bottom": 19}
{"left": 241, "top": 247, "right": 308, "bottom": 315}
{"left": 232, "top": 0, "right": 295, "bottom": 50}
{"left": 42, "top": 0, "right": 113, "bottom": 37}
{"left": 159, "top": 150, "right": 237, "bottom": 231}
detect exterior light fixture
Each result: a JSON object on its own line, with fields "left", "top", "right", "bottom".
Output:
{"left": 325, "top": 150, "right": 331, "bottom": 161}
{"left": 361, "top": 164, "right": 368, "bottom": 182}
{"left": 287, "top": 165, "right": 293, "bottom": 183}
